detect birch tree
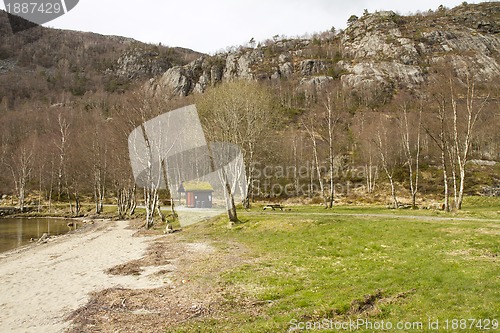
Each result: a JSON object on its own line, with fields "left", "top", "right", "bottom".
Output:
{"left": 398, "top": 99, "right": 422, "bottom": 209}
{"left": 55, "top": 113, "right": 70, "bottom": 202}
{"left": 449, "top": 74, "right": 488, "bottom": 209}
{"left": 197, "top": 80, "right": 278, "bottom": 208}
{"left": 89, "top": 119, "right": 108, "bottom": 214}
{"left": 6, "top": 145, "right": 33, "bottom": 212}
{"left": 375, "top": 115, "right": 401, "bottom": 209}
{"left": 352, "top": 112, "right": 379, "bottom": 194}
{"left": 426, "top": 71, "right": 489, "bottom": 211}
{"left": 302, "top": 118, "right": 328, "bottom": 207}
{"left": 126, "top": 93, "right": 186, "bottom": 228}
{"left": 425, "top": 91, "right": 451, "bottom": 211}
{"left": 323, "top": 91, "right": 344, "bottom": 208}
{"left": 301, "top": 85, "right": 345, "bottom": 208}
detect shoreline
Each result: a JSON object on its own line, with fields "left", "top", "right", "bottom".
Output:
{"left": 0, "top": 218, "right": 164, "bottom": 332}
{"left": 0, "top": 216, "right": 102, "bottom": 258}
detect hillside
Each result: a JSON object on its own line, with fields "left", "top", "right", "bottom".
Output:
{"left": 147, "top": 2, "right": 499, "bottom": 105}
{"left": 0, "top": 2, "right": 498, "bottom": 207}
{"left": 0, "top": 10, "right": 203, "bottom": 109}
{"left": 1, "top": 3, "right": 498, "bottom": 108}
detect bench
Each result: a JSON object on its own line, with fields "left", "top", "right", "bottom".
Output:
{"left": 263, "top": 204, "right": 285, "bottom": 211}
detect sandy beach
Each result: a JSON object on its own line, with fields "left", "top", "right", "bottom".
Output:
{"left": 0, "top": 220, "right": 165, "bottom": 332}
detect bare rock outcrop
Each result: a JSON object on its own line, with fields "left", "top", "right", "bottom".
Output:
{"left": 145, "top": 2, "right": 499, "bottom": 99}
{"left": 339, "top": 6, "right": 500, "bottom": 93}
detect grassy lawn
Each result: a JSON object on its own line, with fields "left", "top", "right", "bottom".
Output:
{"left": 171, "top": 198, "right": 499, "bottom": 332}
{"left": 275, "top": 196, "right": 500, "bottom": 220}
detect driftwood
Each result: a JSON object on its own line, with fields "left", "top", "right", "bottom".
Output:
{"left": 164, "top": 223, "right": 173, "bottom": 234}
{"left": 38, "top": 233, "right": 50, "bottom": 244}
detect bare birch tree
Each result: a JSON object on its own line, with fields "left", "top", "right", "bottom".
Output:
{"left": 323, "top": 91, "right": 343, "bottom": 208}
{"left": 55, "top": 113, "right": 70, "bottom": 202}
{"left": 6, "top": 146, "right": 33, "bottom": 212}
{"left": 301, "top": 85, "right": 345, "bottom": 208}
{"left": 426, "top": 71, "right": 489, "bottom": 211}
{"left": 90, "top": 122, "right": 107, "bottom": 214}
{"left": 375, "top": 116, "right": 401, "bottom": 208}
{"left": 399, "top": 100, "right": 422, "bottom": 209}
{"left": 302, "top": 119, "right": 328, "bottom": 207}
{"left": 425, "top": 77, "right": 452, "bottom": 211}
{"left": 449, "top": 74, "right": 489, "bottom": 209}
{"left": 197, "top": 80, "right": 277, "bottom": 209}
{"left": 352, "top": 112, "right": 379, "bottom": 194}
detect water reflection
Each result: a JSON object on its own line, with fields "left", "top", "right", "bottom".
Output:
{"left": 0, "top": 218, "right": 78, "bottom": 253}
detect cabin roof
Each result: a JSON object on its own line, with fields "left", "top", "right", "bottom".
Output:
{"left": 178, "top": 181, "right": 214, "bottom": 192}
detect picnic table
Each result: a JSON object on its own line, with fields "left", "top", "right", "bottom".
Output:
{"left": 263, "top": 204, "right": 285, "bottom": 211}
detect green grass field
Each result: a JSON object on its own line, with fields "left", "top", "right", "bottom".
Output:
{"left": 172, "top": 197, "right": 499, "bottom": 332}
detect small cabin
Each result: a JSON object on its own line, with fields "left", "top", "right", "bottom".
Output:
{"left": 178, "top": 181, "right": 214, "bottom": 208}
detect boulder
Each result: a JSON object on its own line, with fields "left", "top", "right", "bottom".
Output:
{"left": 279, "top": 62, "right": 294, "bottom": 78}
{"left": 146, "top": 66, "right": 193, "bottom": 97}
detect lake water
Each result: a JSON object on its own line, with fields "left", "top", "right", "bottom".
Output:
{"left": 0, "top": 218, "right": 78, "bottom": 253}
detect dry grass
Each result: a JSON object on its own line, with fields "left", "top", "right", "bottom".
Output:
{"left": 67, "top": 232, "right": 260, "bottom": 333}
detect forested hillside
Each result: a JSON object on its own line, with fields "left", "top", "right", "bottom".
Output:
{"left": 0, "top": 9, "right": 203, "bottom": 107}
{"left": 0, "top": 2, "right": 498, "bottom": 215}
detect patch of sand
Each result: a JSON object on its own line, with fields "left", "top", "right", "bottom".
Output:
{"left": 0, "top": 220, "right": 165, "bottom": 333}
{"left": 67, "top": 236, "right": 257, "bottom": 332}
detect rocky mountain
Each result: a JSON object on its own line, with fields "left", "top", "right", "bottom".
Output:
{"left": 146, "top": 2, "right": 499, "bottom": 102}
{"left": 1, "top": 3, "right": 498, "bottom": 110}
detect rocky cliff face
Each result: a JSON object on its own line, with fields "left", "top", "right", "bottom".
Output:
{"left": 340, "top": 6, "right": 499, "bottom": 94}
{"left": 115, "top": 46, "right": 204, "bottom": 80}
{"left": 146, "top": 2, "right": 499, "bottom": 99}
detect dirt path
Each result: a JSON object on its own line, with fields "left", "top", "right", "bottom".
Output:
{"left": 0, "top": 220, "right": 165, "bottom": 333}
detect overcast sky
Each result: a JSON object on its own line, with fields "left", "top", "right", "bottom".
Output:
{"left": 1, "top": 0, "right": 493, "bottom": 54}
